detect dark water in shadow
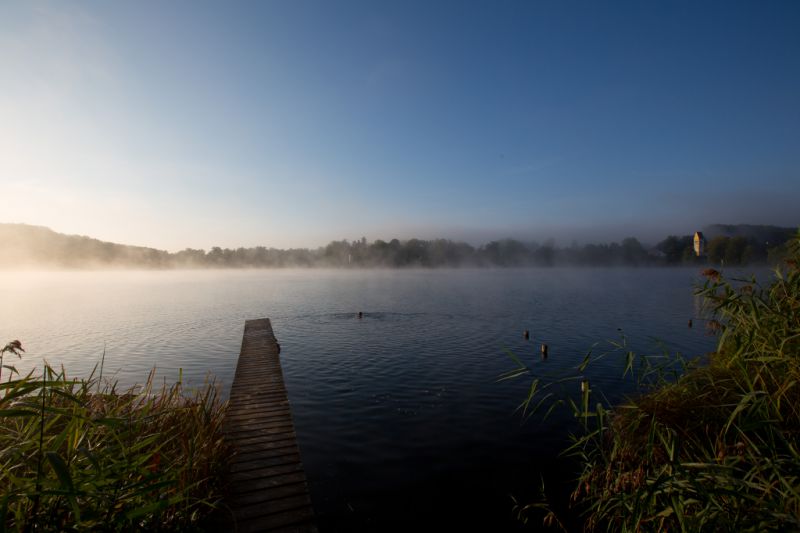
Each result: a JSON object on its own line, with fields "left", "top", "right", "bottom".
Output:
{"left": 1, "top": 267, "right": 738, "bottom": 530}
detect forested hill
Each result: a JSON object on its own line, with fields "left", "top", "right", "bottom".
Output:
{"left": 0, "top": 223, "right": 795, "bottom": 269}
{"left": 0, "top": 224, "right": 171, "bottom": 268}
{"left": 703, "top": 224, "right": 796, "bottom": 244}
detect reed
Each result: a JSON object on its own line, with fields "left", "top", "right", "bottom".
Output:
{"left": 0, "top": 357, "right": 232, "bottom": 531}
{"left": 509, "top": 232, "right": 800, "bottom": 531}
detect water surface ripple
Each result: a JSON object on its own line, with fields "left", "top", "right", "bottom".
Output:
{"left": 1, "top": 268, "right": 726, "bottom": 530}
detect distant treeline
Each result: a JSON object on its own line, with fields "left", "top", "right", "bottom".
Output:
{"left": 0, "top": 223, "right": 795, "bottom": 269}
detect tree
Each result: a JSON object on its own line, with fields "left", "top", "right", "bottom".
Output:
{"left": 658, "top": 235, "right": 693, "bottom": 264}
{"left": 533, "top": 245, "right": 554, "bottom": 266}
{"left": 621, "top": 237, "right": 647, "bottom": 265}
{"left": 724, "top": 236, "right": 748, "bottom": 265}
{"left": 707, "top": 236, "right": 729, "bottom": 264}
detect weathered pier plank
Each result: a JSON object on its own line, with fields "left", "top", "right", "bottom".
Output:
{"left": 224, "top": 318, "right": 316, "bottom": 532}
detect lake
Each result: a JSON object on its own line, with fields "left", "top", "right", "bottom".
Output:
{"left": 1, "top": 268, "right": 725, "bottom": 530}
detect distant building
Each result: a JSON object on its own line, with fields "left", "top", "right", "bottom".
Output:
{"left": 693, "top": 231, "right": 707, "bottom": 257}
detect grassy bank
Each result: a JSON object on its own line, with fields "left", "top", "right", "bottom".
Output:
{"left": 0, "top": 355, "right": 232, "bottom": 531}
{"left": 513, "top": 233, "right": 800, "bottom": 531}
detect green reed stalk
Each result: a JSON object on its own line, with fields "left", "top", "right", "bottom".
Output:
{"left": 509, "top": 231, "right": 800, "bottom": 531}
{"left": 0, "top": 359, "right": 233, "bottom": 532}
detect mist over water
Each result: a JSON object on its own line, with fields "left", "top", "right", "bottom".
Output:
{"left": 0, "top": 1, "right": 796, "bottom": 529}
{"left": 0, "top": 267, "right": 742, "bottom": 529}
{"left": 2, "top": 223, "right": 793, "bottom": 273}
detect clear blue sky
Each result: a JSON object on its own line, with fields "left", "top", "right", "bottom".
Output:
{"left": 1, "top": 1, "right": 798, "bottom": 250}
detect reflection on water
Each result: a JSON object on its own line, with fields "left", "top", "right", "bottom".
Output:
{"left": 1, "top": 267, "right": 729, "bottom": 530}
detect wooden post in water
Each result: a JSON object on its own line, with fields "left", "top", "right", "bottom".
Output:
{"left": 223, "top": 318, "right": 317, "bottom": 532}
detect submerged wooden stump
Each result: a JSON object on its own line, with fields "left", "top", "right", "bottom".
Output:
{"left": 224, "top": 318, "right": 316, "bottom": 532}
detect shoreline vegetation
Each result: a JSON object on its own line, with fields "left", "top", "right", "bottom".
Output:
{"left": 3, "top": 230, "right": 798, "bottom": 531}
{"left": 2, "top": 223, "right": 795, "bottom": 270}
{"left": 0, "top": 350, "right": 232, "bottom": 531}
{"left": 511, "top": 231, "right": 800, "bottom": 530}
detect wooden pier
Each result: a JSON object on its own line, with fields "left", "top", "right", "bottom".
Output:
{"left": 224, "top": 318, "right": 317, "bottom": 532}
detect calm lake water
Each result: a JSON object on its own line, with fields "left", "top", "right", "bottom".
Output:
{"left": 1, "top": 268, "right": 728, "bottom": 530}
